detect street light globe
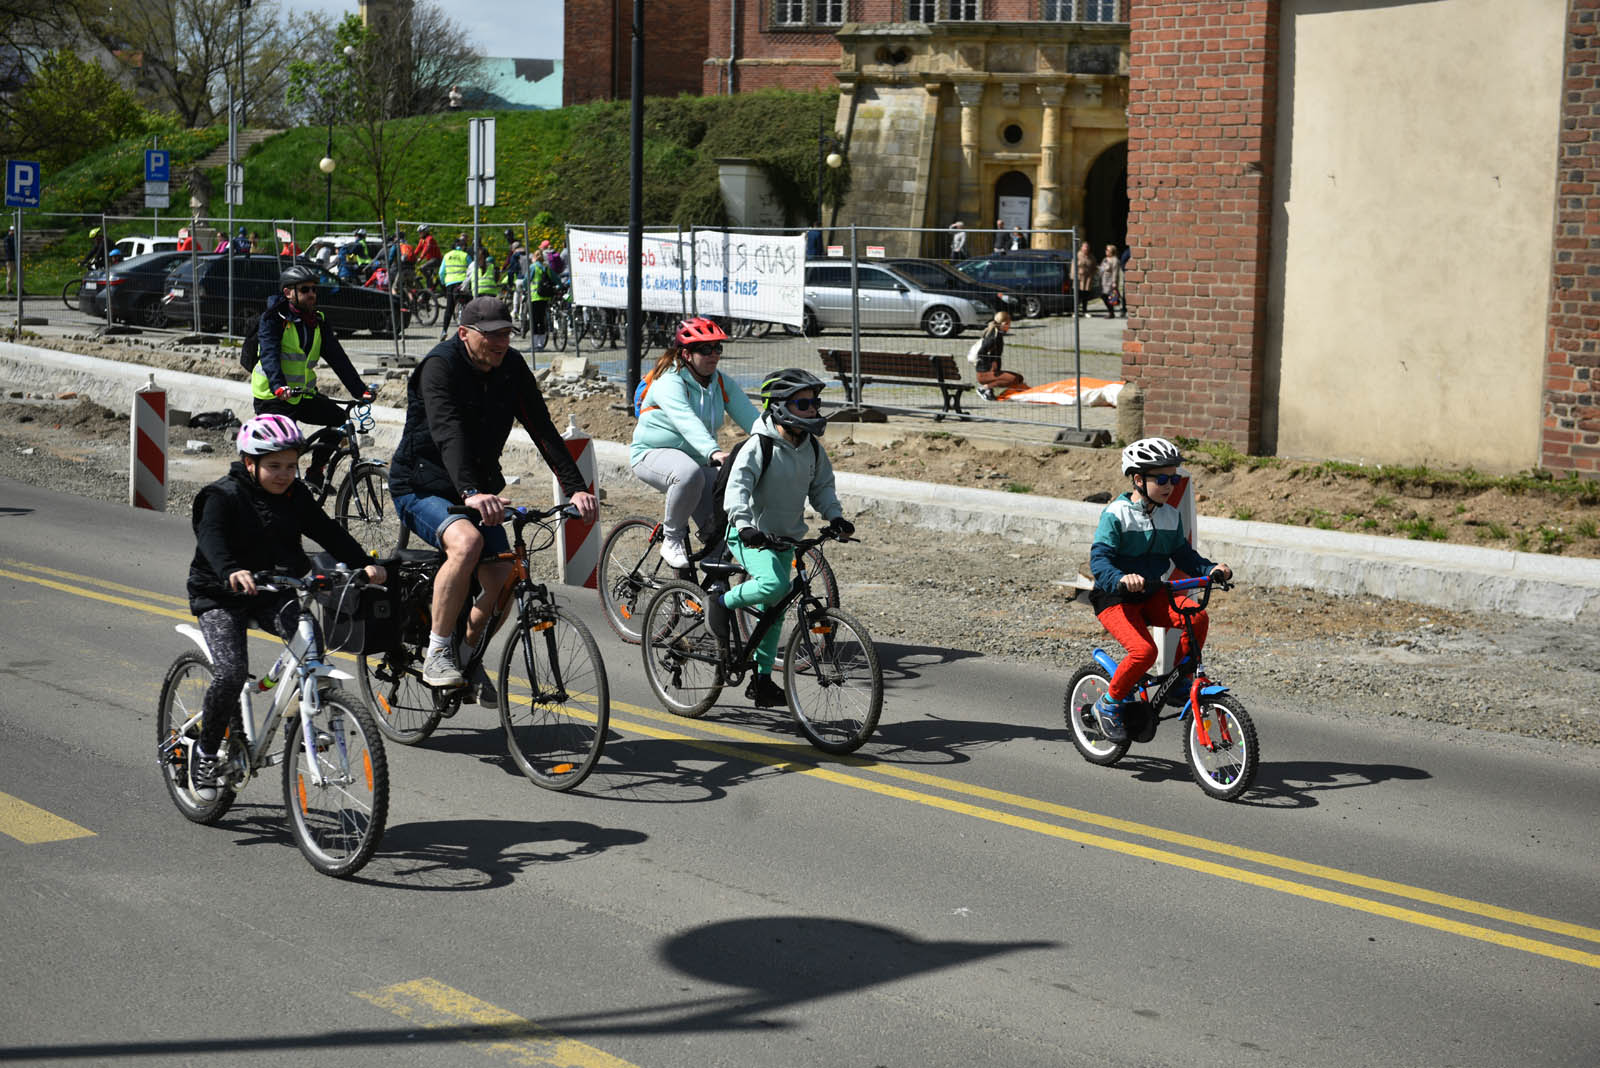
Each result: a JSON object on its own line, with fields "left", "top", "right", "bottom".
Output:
{"left": 319, "top": 156, "right": 336, "bottom": 174}
{"left": 825, "top": 151, "right": 843, "bottom": 169}
{"left": 343, "top": 45, "right": 355, "bottom": 58}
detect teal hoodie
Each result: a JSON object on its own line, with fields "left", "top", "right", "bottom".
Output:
{"left": 723, "top": 414, "right": 843, "bottom": 540}
{"left": 628, "top": 366, "right": 761, "bottom": 466}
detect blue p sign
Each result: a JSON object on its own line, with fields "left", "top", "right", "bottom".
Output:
{"left": 5, "top": 160, "right": 40, "bottom": 208}
{"left": 145, "top": 150, "right": 169, "bottom": 183}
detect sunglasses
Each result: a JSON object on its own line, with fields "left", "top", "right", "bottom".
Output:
{"left": 1142, "top": 472, "right": 1183, "bottom": 486}
{"left": 785, "top": 396, "right": 823, "bottom": 412}
{"left": 294, "top": 285, "right": 317, "bottom": 294}
{"left": 688, "top": 343, "right": 723, "bottom": 356}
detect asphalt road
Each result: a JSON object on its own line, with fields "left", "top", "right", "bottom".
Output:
{"left": 1, "top": 478, "right": 1597, "bottom": 1067}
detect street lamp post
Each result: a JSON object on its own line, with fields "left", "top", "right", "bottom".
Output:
{"left": 816, "top": 114, "right": 843, "bottom": 231}
{"left": 319, "top": 145, "right": 335, "bottom": 225}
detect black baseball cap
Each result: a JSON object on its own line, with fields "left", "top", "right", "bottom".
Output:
{"left": 459, "top": 296, "right": 514, "bottom": 333}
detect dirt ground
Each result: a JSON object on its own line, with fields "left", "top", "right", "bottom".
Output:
{"left": 13, "top": 331, "right": 1596, "bottom": 560}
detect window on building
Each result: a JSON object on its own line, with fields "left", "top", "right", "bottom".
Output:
{"left": 816, "top": 0, "right": 845, "bottom": 24}
{"left": 774, "top": 0, "right": 807, "bottom": 26}
{"left": 907, "top": 0, "right": 937, "bottom": 21}
{"left": 948, "top": 0, "right": 981, "bottom": 20}
{"left": 1040, "top": 0, "right": 1120, "bottom": 19}
{"left": 1080, "top": 1, "right": 1119, "bottom": 21}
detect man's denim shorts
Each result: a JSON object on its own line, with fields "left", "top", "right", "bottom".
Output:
{"left": 393, "top": 492, "right": 510, "bottom": 557}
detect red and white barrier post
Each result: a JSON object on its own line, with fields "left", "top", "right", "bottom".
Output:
{"left": 130, "top": 373, "right": 167, "bottom": 511}
{"left": 553, "top": 414, "right": 599, "bottom": 587}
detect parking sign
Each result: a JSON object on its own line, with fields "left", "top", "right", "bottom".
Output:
{"left": 5, "top": 160, "right": 40, "bottom": 208}
{"left": 145, "top": 150, "right": 170, "bottom": 183}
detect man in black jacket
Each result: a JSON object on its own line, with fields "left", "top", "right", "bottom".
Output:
{"left": 390, "top": 296, "right": 599, "bottom": 693}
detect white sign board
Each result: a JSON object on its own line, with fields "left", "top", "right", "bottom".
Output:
{"left": 567, "top": 228, "right": 806, "bottom": 328}
{"left": 467, "top": 117, "right": 496, "bottom": 207}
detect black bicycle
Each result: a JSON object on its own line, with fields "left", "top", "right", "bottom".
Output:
{"left": 284, "top": 394, "right": 402, "bottom": 559}
{"left": 358, "top": 503, "right": 610, "bottom": 791}
{"left": 638, "top": 526, "right": 881, "bottom": 754}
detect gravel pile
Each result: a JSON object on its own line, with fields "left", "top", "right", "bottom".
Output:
{"left": 2, "top": 404, "right": 1596, "bottom": 756}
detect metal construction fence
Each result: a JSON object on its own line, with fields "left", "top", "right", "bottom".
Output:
{"left": 559, "top": 223, "right": 1123, "bottom": 443}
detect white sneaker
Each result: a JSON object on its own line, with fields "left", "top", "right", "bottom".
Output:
{"left": 660, "top": 535, "right": 690, "bottom": 569}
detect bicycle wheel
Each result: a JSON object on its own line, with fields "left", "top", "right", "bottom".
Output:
{"left": 282, "top": 687, "right": 388, "bottom": 877}
{"left": 156, "top": 652, "right": 236, "bottom": 824}
{"left": 360, "top": 643, "right": 446, "bottom": 745}
{"left": 62, "top": 278, "right": 82, "bottom": 311}
{"left": 499, "top": 607, "right": 609, "bottom": 791}
{"left": 335, "top": 462, "right": 403, "bottom": 559}
{"left": 1063, "top": 663, "right": 1129, "bottom": 766}
{"left": 412, "top": 289, "right": 439, "bottom": 327}
{"left": 597, "top": 516, "right": 668, "bottom": 644}
{"left": 640, "top": 579, "right": 725, "bottom": 717}
{"left": 551, "top": 306, "right": 569, "bottom": 351}
{"left": 782, "top": 606, "right": 881, "bottom": 754}
{"left": 1183, "top": 692, "right": 1259, "bottom": 801}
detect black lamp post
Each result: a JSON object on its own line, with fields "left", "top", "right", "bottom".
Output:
{"left": 817, "top": 114, "right": 842, "bottom": 228}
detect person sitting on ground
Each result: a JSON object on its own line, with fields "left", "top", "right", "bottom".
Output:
{"left": 1088, "top": 437, "right": 1232, "bottom": 743}
{"left": 971, "top": 310, "right": 1026, "bottom": 401}
{"left": 251, "top": 265, "right": 375, "bottom": 493}
{"left": 709, "top": 368, "right": 853, "bottom": 709}
{"left": 183, "top": 415, "right": 385, "bottom": 800}
{"left": 629, "top": 317, "right": 761, "bottom": 569}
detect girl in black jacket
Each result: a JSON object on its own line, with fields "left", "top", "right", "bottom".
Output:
{"left": 184, "top": 414, "right": 385, "bottom": 799}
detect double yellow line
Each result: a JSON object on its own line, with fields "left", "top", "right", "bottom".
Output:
{"left": 6, "top": 556, "right": 1598, "bottom": 970}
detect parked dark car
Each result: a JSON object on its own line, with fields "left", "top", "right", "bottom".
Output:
{"left": 879, "top": 257, "right": 1019, "bottom": 316}
{"left": 160, "top": 254, "right": 408, "bottom": 336}
{"left": 77, "top": 251, "right": 196, "bottom": 325}
{"left": 954, "top": 250, "right": 1077, "bottom": 318}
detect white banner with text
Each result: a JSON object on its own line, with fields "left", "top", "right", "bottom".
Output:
{"left": 567, "top": 228, "right": 805, "bottom": 327}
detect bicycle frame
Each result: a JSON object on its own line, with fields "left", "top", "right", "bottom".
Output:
{"left": 696, "top": 536, "right": 837, "bottom": 681}
{"left": 1090, "top": 577, "right": 1232, "bottom": 747}
{"left": 168, "top": 589, "right": 360, "bottom": 788}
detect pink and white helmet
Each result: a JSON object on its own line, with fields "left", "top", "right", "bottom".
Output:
{"left": 236, "top": 413, "right": 306, "bottom": 456}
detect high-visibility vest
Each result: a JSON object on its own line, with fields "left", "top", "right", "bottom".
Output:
{"left": 250, "top": 314, "right": 323, "bottom": 400}
{"left": 441, "top": 248, "right": 470, "bottom": 286}
{"left": 466, "top": 262, "right": 497, "bottom": 296}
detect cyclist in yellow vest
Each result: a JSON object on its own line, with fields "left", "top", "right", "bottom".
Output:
{"left": 438, "top": 239, "right": 472, "bottom": 339}
{"left": 252, "top": 264, "right": 374, "bottom": 492}
{"left": 464, "top": 247, "right": 498, "bottom": 297}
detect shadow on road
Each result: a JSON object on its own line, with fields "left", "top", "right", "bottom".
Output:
{"left": 1090, "top": 752, "right": 1431, "bottom": 808}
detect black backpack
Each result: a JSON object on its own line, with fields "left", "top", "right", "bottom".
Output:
{"left": 709, "top": 431, "right": 821, "bottom": 543}
{"left": 239, "top": 313, "right": 264, "bottom": 372}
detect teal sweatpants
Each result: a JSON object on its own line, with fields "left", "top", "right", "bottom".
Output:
{"left": 725, "top": 534, "right": 795, "bottom": 673}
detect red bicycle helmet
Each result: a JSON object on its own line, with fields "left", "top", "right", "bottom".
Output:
{"left": 674, "top": 317, "right": 728, "bottom": 348}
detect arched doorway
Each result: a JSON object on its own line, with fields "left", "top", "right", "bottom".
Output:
{"left": 1083, "top": 142, "right": 1128, "bottom": 252}
{"left": 993, "top": 171, "right": 1033, "bottom": 242}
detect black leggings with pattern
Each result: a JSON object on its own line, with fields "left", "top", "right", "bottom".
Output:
{"left": 195, "top": 597, "right": 297, "bottom": 753}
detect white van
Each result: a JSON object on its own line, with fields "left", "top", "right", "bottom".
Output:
{"left": 115, "top": 235, "right": 181, "bottom": 260}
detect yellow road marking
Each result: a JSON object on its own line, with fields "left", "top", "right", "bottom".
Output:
{"left": 1, "top": 557, "right": 190, "bottom": 607}
{"left": 13, "top": 562, "right": 1600, "bottom": 967}
{"left": 0, "top": 790, "right": 95, "bottom": 844}
{"left": 355, "top": 978, "right": 639, "bottom": 1067}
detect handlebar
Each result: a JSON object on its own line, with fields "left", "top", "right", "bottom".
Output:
{"left": 1163, "top": 573, "right": 1231, "bottom": 612}
{"left": 250, "top": 564, "right": 381, "bottom": 595}
{"left": 752, "top": 525, "right": 859, "bottom": 553}
{"left": 448, "top": 502, "right": 582, "bottom": 524}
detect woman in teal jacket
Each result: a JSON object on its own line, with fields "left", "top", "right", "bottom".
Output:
{"left": 629, "top": 317, "right": 761, "bottom": 568}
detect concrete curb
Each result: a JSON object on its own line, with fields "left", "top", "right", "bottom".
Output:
{"left": 4, "top": 341, "right": 1598, "bottom": 624}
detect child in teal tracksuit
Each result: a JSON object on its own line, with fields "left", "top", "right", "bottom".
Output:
{"left": 711, "top": 368, "right": 853, "bottom": 707}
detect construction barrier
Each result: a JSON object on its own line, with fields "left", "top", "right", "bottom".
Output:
{"left": 553, "top": 414, "right": 599, "bottom": 587}
{"left": 130, "top": 374, "right": 167, "bottom": 511}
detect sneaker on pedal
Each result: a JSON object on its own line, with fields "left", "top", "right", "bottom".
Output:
{"left": 422, "top": 645, "right": 466, "bottom": 688}
{"left": 660, "top": 535, "right": 690, "bottom": 570}
{"left": 458, "top": 659, "right": 498, "bottom": 706}
{"left": 745, "top": 673, "right": 786, "bottom": 708}
{"left": 191, "top": 746, "right": 223, "bottom": 801}
{"left": 1092, "top": 694, "right": 1129, "bottom": 743}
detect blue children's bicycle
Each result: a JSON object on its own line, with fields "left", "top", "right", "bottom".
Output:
{"left": 1063, "top": 575, "right": 1259, "bottom": 801}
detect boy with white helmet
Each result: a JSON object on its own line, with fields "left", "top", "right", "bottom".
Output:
{"left": 183, "top": 414, "right": 387, "bottom": 799}
{"left": 1088, "top": 437, "right": 1232, "bottom": 742}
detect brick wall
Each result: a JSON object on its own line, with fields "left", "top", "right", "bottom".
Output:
{"left": 1545, "top": 0, "right": 1600, "bottom": 477}
{"left": 702, "top": 0, "right": 843, "bottom": 96}
{"left": 1122, "top": 0, "right": 1277, "bottom": 451}
{"left": 565, "top": 0, "right": 708, "bottom": 105}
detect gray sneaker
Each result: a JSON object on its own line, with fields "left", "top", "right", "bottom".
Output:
{"left": 458, "top": 659, "right": 498, "bottom": 707}
{"left": 422, "top": 645, "right": 466, "bottom": 688}
{"left": 191, "top": 746, "right": 223, "bottom": 802}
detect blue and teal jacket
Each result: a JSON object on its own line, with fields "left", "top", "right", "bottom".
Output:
{"left": 629, "top": 366, "right": 761, "bottom": 467}
{"left": 1089, "top": 492, "right": 1214, "bottom": 613}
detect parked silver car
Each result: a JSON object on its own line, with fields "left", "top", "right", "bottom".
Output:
{"left": 803, "top": 260, "right": 990, "bottom": 339}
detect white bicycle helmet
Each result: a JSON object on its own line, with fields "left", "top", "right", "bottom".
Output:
{"left": 237, "top": 414, "right": 307, "bottom": 456}
{"left": 1120, "top": 436, "right": 1182, "bottom": 475}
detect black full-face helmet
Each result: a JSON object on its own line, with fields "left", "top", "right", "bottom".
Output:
{"left": 759, "top": 367, "right": 828, "bottom": 436}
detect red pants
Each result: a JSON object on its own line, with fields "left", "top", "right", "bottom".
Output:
{"left": 1096, "top": 591, "right": 1208, "bottom": 700}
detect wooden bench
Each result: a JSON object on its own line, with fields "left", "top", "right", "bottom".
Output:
{"left": 817, "top": 348, "right": 972, "bottom": 420}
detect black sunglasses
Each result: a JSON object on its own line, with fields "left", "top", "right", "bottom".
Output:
{"left": 688, "top": 343, "right": 723, "bottom": 356}
{"left": 294, "top": 284, "right": 317, "bottom": 294}
{"left": 785, "top": 396, "right": 823, "bottom": 412}
{"left": 1142, "top": 472, "right": 1183, "bottom": 486}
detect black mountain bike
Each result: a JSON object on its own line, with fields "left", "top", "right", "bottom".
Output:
{"left": 284, "top": 394, "right": 402, "bottom": 559}
{"left": 639, "top": 526, "right": 881, "bottom": 754}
